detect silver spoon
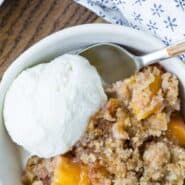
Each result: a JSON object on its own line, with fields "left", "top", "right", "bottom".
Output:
{"left": 79, "top": 41, "right": 185, "bottom": 84}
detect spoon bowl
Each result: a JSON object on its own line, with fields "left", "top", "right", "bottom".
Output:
{"left": 80, "top": 44, "right": 137, "bottom": 84}
{"left": 79, "top": 41, "right": 185, "bottom": 84}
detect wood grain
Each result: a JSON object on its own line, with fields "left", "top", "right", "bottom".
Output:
{"left": 0, "top": 0, "right": 98, "bottom": 76}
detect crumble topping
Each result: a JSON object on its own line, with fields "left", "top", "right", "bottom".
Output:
{"left": 22, "top": 66, "right": 185, "bottom": 185}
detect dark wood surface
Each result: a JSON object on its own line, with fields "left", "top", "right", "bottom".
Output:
{"left": 0, "top": 0, "right": 97, "bottom": 76}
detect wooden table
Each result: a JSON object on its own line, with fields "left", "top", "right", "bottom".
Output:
{"left": 0, "top": 0, "right": 98, "bottom": 76}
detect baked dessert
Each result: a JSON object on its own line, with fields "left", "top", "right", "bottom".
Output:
{"left": 22, "top": 66, "right": 185, "bottom": 185}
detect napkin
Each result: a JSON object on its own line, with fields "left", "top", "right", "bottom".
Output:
{"left": 75, "top": 0, "right": 185, "bottom": 60}
{"left": 0, "top": 0, "right": 4, "bottom": 6}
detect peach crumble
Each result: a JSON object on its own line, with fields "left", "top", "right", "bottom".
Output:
{"left": 22, "top": 66, "right": 185, "bottom": 185}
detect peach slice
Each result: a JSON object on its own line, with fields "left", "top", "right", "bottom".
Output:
{"left": 132, "top": 73, "right": 162, "bottom": 120}
{"left": 132, "top": 102, "right": 162, "bottom": 121}
{"left": 149, "top": 74, "right": 162, "bottom": 94}
{"left": 168, "top": 114, "right": 185, "bottom": 147}
{"left": 52, "top": 157, "right": 90, "bottom": 185}
{"left": 106, "top": 98, "right": 120, "bottom": 115}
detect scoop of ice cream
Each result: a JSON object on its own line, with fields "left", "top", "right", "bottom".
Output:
{"left": 3, "top": 54, "right": 107, "bottom": 158}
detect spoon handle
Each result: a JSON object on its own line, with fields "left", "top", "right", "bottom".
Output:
{"left": 138, "top": 40, "right": 185, "bottom": 67}
{"left": 167, "top": 41, "right": 185, "bottom": 57}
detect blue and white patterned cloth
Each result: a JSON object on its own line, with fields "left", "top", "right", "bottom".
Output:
{"left": 75, "top": 0, "right": 185, "bottom": 60}
{"left": 0, "top": 0, "right": 4, "bottom": 6}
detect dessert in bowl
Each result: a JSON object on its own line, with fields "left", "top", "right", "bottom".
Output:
{"left": 0, "top": 24, "right": 185, "bottom": 185}
{"left": 23, "top": 65, "right": 185, "bottom": 185}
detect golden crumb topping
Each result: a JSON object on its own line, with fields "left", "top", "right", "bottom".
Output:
{"left": 22, "top": 66, "right": 185, "bottom": 185}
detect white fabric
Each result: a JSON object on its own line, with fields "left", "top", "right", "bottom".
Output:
{"left": 75, "top": 0, "right": 185, "bottom": 60}
{"left": 0, "top": 0, "right": 4, "bottom": 6}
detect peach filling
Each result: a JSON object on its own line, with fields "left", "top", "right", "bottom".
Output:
{"left": 168, "top": 114, "right": 185, "bottom": 147}
{"left": 52, "top": 157, "right": 90, "bottom": 185}
{"left": 132, "top": 73, "right": 162, "bottom": 120}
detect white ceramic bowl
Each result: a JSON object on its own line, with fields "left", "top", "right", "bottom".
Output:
{"left": 0, "top": 0, "right": 4, "bottom": 6}
{"left": 0, "top": 24, "right": 185, "bottom": 185}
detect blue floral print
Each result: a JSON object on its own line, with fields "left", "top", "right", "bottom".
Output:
{"left": 151, "top": 3, "right": 164, "bottom": 17}
{"left": 164, "top": 16, "right": 178, "bottom": 32}
{"left": 75, "top": 0, "right": 185, "bottom": 61}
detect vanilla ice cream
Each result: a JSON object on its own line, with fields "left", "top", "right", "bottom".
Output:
{"left": 3, "top": 54, "right": 107, "bottom": 158}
